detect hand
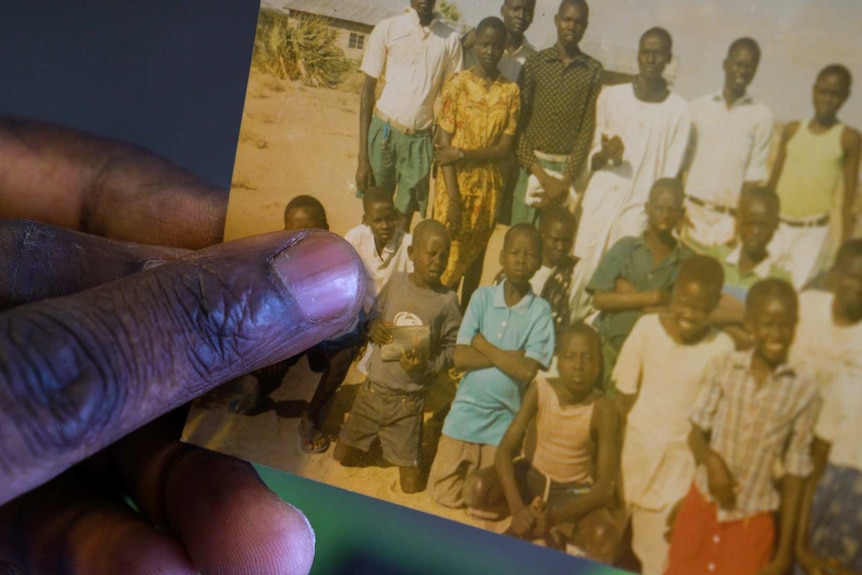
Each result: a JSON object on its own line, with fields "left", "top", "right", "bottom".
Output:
{"left": 705, "top": 452, "right": 738, "bottom": 510}
{"left": 0, "top": 119, "right": 366, "bottom": 572}
{"left": 471, "top": 332, "right": 489, "bottom": 354}
{"left": 445, "top": 199, "right": 462, "bottom": 238}
{"left": 369, "top": 319, "right": 394, "bottom": 346}
{"left": 434, "top": 144, "right": 462, "bottom": 165}
{"left": 599, "top": 134, "right": 625, "bottom": 166}
{"left": 400, "top": 334, "right": 428, "bottom": 375}
{"left": 650, "top": 289, "right": 672, "bottom": 307}
{"left": 355, "top": 159, "right": 375, "bottom": 194}
{"left": 795, "top": 545, "right": 830, "bottom": 575}
{"left": 509, "top": 505, "right": 537, "bottom": 538}
{"left": 538, "top": 173, "right": 571, "bottom": 206}
{"left": 758, "top": 559, "right": 792, "bottom": 575}
{"left": 529, "top": 498, "right": 550, "bottom": 537}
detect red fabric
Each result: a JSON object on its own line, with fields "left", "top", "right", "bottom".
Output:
{"left": 665, "top": 483, "right": 775, "bottom": 575}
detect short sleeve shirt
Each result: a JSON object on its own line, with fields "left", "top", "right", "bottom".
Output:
{"left": 703, "top": 243, "right": 792, "bottom": 302}
{"left": 442, "top": 281, "right": 555, "bottom": 445}
{"left": 361, "top": 8, "right": 463, "bottom": 131}
{"left": 587, "top": 235, "right": 692, "bottom": 349}
{"left": 344, "top": 224, "right": 413, "bottom": 314}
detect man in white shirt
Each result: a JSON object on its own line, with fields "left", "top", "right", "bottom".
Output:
{"left": 681, "top": 38, "right": 773, "bottom": 249}
{"left": 354, "top": 1, "right": 463, "bottom": 232}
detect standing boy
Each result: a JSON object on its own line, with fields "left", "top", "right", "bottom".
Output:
{"left": 770, "top": 64, "right": 861, "bottom": 288}
{"left": 334, "top": 221, "right": 462, "bottom": 493}
{"left": 355, "top": 0, "right": 463, "bottom": 231}
{"left": 666, "top": 278, "right": 822, "bottom": 575}
{"left": 613, "top": 256, "right": 735, "bottom": 574}
{"left": 511, "top": 0, "right": 603, "bottom": 225}
{"left": 682, "top": 38, "right": 773, "bottom": 249}
{"left": 586, "top": 178, "right": 692, "bottom": 390}
{"left": 429, "top": 224, "right": 554, "bottom": 510}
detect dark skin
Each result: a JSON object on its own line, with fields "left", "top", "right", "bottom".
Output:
{"left": 832, "top": 252, "right": 862, "bottom": 325}
{"left": 722, "top": 45, "right": 759, "bottom": 108}
{"left": 540, "top": 218, "right": 576, "bottom": 269}
{"left": 592, "top": 32, "right": 672, "bottom": 172}
{"left": 769, "top": 71, "right": 861, "bottom": 242}
{"left": 592, "top": 186, "right": 683, "bottom": 313}
{"left": 709, "top": 196, "right": 780, "bottom": 330}
{"left": 363, "top": 200, "right": 398, "bottom": 256}
{"left": 462, "top": 0, "right": 536, "bottom": 58}
{"left": 689, "top": 296, "right": 803, "bottom": 575}
{"left": 496, "top": 332, "right": 618, "bottom": 540}
{"left": 453, "top": 230, "right": 543, "bottom": 383}
{"left": 335, "top": 228, "right": 450, "bottom": 493}
{"left": 436, "top": 25, "right": 515, "bottom": 239}
{"left": 613, "top": 279, "right": 721, "bottom": 420}
{"left": 0, "top": 119, "right": 366, "bottom": 572}
{"left": 527, "top": 1, "right": 589, "bottom": 206}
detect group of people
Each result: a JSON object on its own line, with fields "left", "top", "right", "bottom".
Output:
{"left": 237, "top": 0, "right": 862, "bottom": 574}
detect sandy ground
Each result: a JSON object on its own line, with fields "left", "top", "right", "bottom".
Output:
{"left": 184, "top": 69, "right": 513, "bottom": 538}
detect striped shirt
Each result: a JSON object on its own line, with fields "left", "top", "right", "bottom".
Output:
{"left": 691, "top": 350, "right": 821, "bottom": 522}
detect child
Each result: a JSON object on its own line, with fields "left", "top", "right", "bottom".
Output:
{"left": 702, "top": 187, "right": 792, "bottom": 347}
{"left": 769, "top": 64, "right": 861, "bottom": 289}
{"left": 493, "top": 207, "right": 592, "bottom": 332}
{"left": 429, "top": 223, "right": 554, "bottom": 511}
{"left": 282, "top": 194, "right": 329, "bottom": 231}
{"left": 586, "top": 178, "right": 692, "bottom": 391}
{"left": 613, "top": 255, "right": 735, "bottom": 575}
{"left": 462, "top": 324, "right": 624, "bottom": 564}
{"left": 334, "top": 220, "right": 462, "bottom": 493}
{"left": 666, "top": 278, "right": 822, "bottom": 575}
{"left": 793, "top": 240, "right": 862, "bottom": 574}
{"left": 434, "top": 16, "right": 520, "bottom": 308}
{"left": 344, "top": 186, "right": 413, "bottom": 314}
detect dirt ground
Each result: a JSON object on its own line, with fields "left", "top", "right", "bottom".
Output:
{"left": 184, "top": 69, "right": 514, "bottom": 538}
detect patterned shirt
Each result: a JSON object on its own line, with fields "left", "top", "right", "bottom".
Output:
{"left": 691, "top": 350, "right": 821, "bottom": 521}
{"left": 516, "top": 45, "right": 604, "bottom": 179}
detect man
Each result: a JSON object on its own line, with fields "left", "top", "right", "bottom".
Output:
{"left": 681, "top": 38, "right": 773, "bottom": 250}
{"left": 510, "top": 0, "right": 603, "bottom": 226}
{"left": 462, "top": 0, "right": 537, "bottom": 83}
{"left": 355, "top": 0, "right": 463, "bottom": 231}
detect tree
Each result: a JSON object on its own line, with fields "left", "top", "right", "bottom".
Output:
{"left": 438, "top": 0, "right": 462, "bottom": 26}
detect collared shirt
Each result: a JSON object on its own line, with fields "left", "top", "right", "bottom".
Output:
{"left": 616, "top": 314, "right": 734, "bottom": 509}
{"left": 442, "top": 280, "right": 555, "bottom": 445}
{"left": 692, "top": 350, "right": 821, "bottom": 521}
{"left": 343, "top": 224, "right": 413, "bottom": 313}
{"left": 587, "top": 234, "right": 692, "bottom": 349}
{"left": 361, "top": 8, "right": 463, "bottom": 131}
{"left": 704, "top": 242, "right": 792, "bottom": 302}
{"left": 685, "top": 92, "right": 773, "bottom": 208}
{"left": 516, "top": 46, "right": 604, "bottom": 179}
{"left": 464, "top": 36, "right": 536, "bottom": 83}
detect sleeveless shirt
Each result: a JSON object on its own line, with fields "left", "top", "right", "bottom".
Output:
{"left": 776, "top": 120, "right": 844, "bottom": 218}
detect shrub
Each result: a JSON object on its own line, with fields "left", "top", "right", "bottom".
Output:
{"left": 252, "top": 9, "right": 353, "bottom": 88}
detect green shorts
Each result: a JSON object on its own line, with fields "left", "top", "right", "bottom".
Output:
{"left": 365, "top": 114, "right": 433, "bottom": 218}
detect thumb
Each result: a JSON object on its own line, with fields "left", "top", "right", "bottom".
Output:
{"left": 0, "top": 229, "right": 364, "bottom": 504}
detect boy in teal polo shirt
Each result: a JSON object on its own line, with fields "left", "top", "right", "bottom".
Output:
{"left": 429, "top": 224, "right": 554, "bottom": 513}
{"left": 587, "top": 178, "right": 692, "bottom": 392}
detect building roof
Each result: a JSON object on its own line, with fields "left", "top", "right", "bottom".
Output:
{"left": 266, "top": 0, "right": 401, "bottom": 28}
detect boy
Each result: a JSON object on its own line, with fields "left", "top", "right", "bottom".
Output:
{"left": 666, "top": 278, "right": 822, "bottom": 575}
{"left": 586, "top": 178, "right": 692, "bottom": 391}
{"left": 463, "top": 324, "right": 624, "bottom": 563}
{"left": 334, "top": 220, "right": 462, "bottom": 493}
{"left": 344, "top": 186, "right": 413, "bottom": 315}
{"left": 613, "top": 255, "right": 735, "bottom": 575}
{"left": 703, "top": 187, "right": 791, "bottom": 346}
{"left": 429, "top": 224, "right": 554, "bottom": 510}
{"left": 494, "top": 207, "right": 592, "bottom": 331}
{"left": 355, "top": 0, "right": 463, "bottom": 231}
{"left": 461, "top": 0, "right": 537, "bottom": 84}
{"left": 770, "top": 64, "right": 861, "bottom": 289}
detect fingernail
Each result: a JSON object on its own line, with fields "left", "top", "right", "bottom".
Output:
{"left": 271, "top": 231, "right": 364, "bottom": 323}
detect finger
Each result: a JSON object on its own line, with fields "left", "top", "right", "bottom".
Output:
{"left": 0, "top": 117, "right": 226, "bottom": 249}
{"left": 0, "top": 466, "right": 197, "bottom": 575}
{"left": 0, "top": 219, "right": 189, "bottom": 310}
{"left": 111, "top": 416, "right": 313, "bottom": 574}
{"left": 0, "top": 229, "right": 365, "bottom": 504}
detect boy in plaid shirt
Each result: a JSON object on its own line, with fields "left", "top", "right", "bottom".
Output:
{"left": 666, "top": 278, "right": 821, "bottom": 575}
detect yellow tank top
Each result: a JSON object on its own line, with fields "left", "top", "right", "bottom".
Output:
{"left": 776, "top": 120, "right": 844, "bottom": 218}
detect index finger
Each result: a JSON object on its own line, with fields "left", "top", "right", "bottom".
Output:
{"left": 0, "top": 229, "right": 364, "bottom": 504}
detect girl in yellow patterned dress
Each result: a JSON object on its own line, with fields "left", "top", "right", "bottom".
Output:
{"left": 434, "top": 16, "right": 520, "bottom": 307}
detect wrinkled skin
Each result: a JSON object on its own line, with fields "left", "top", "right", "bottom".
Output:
{"left": 0, "top": 118, "right": 365, "bottom": 574}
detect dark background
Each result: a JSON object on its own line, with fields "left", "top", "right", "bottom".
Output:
{"left": 0, "top": 2, "right": 620, "bottom": 573}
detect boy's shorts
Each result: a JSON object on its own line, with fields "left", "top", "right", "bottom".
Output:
{"left": 519, "top": 462, "right": 592, "bottom": 507}
{"left": 338, "top": 379, "right": 424, "bottom": 468}
{"left": 365, "top": 114, "right": 433, "bottom": 218}
{"left": 666, "top": 483, "right": 774, "bottom": 575}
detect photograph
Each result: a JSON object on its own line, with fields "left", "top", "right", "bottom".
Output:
{"left": 183, "top": 0, "right": 862, "bottom": 573}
